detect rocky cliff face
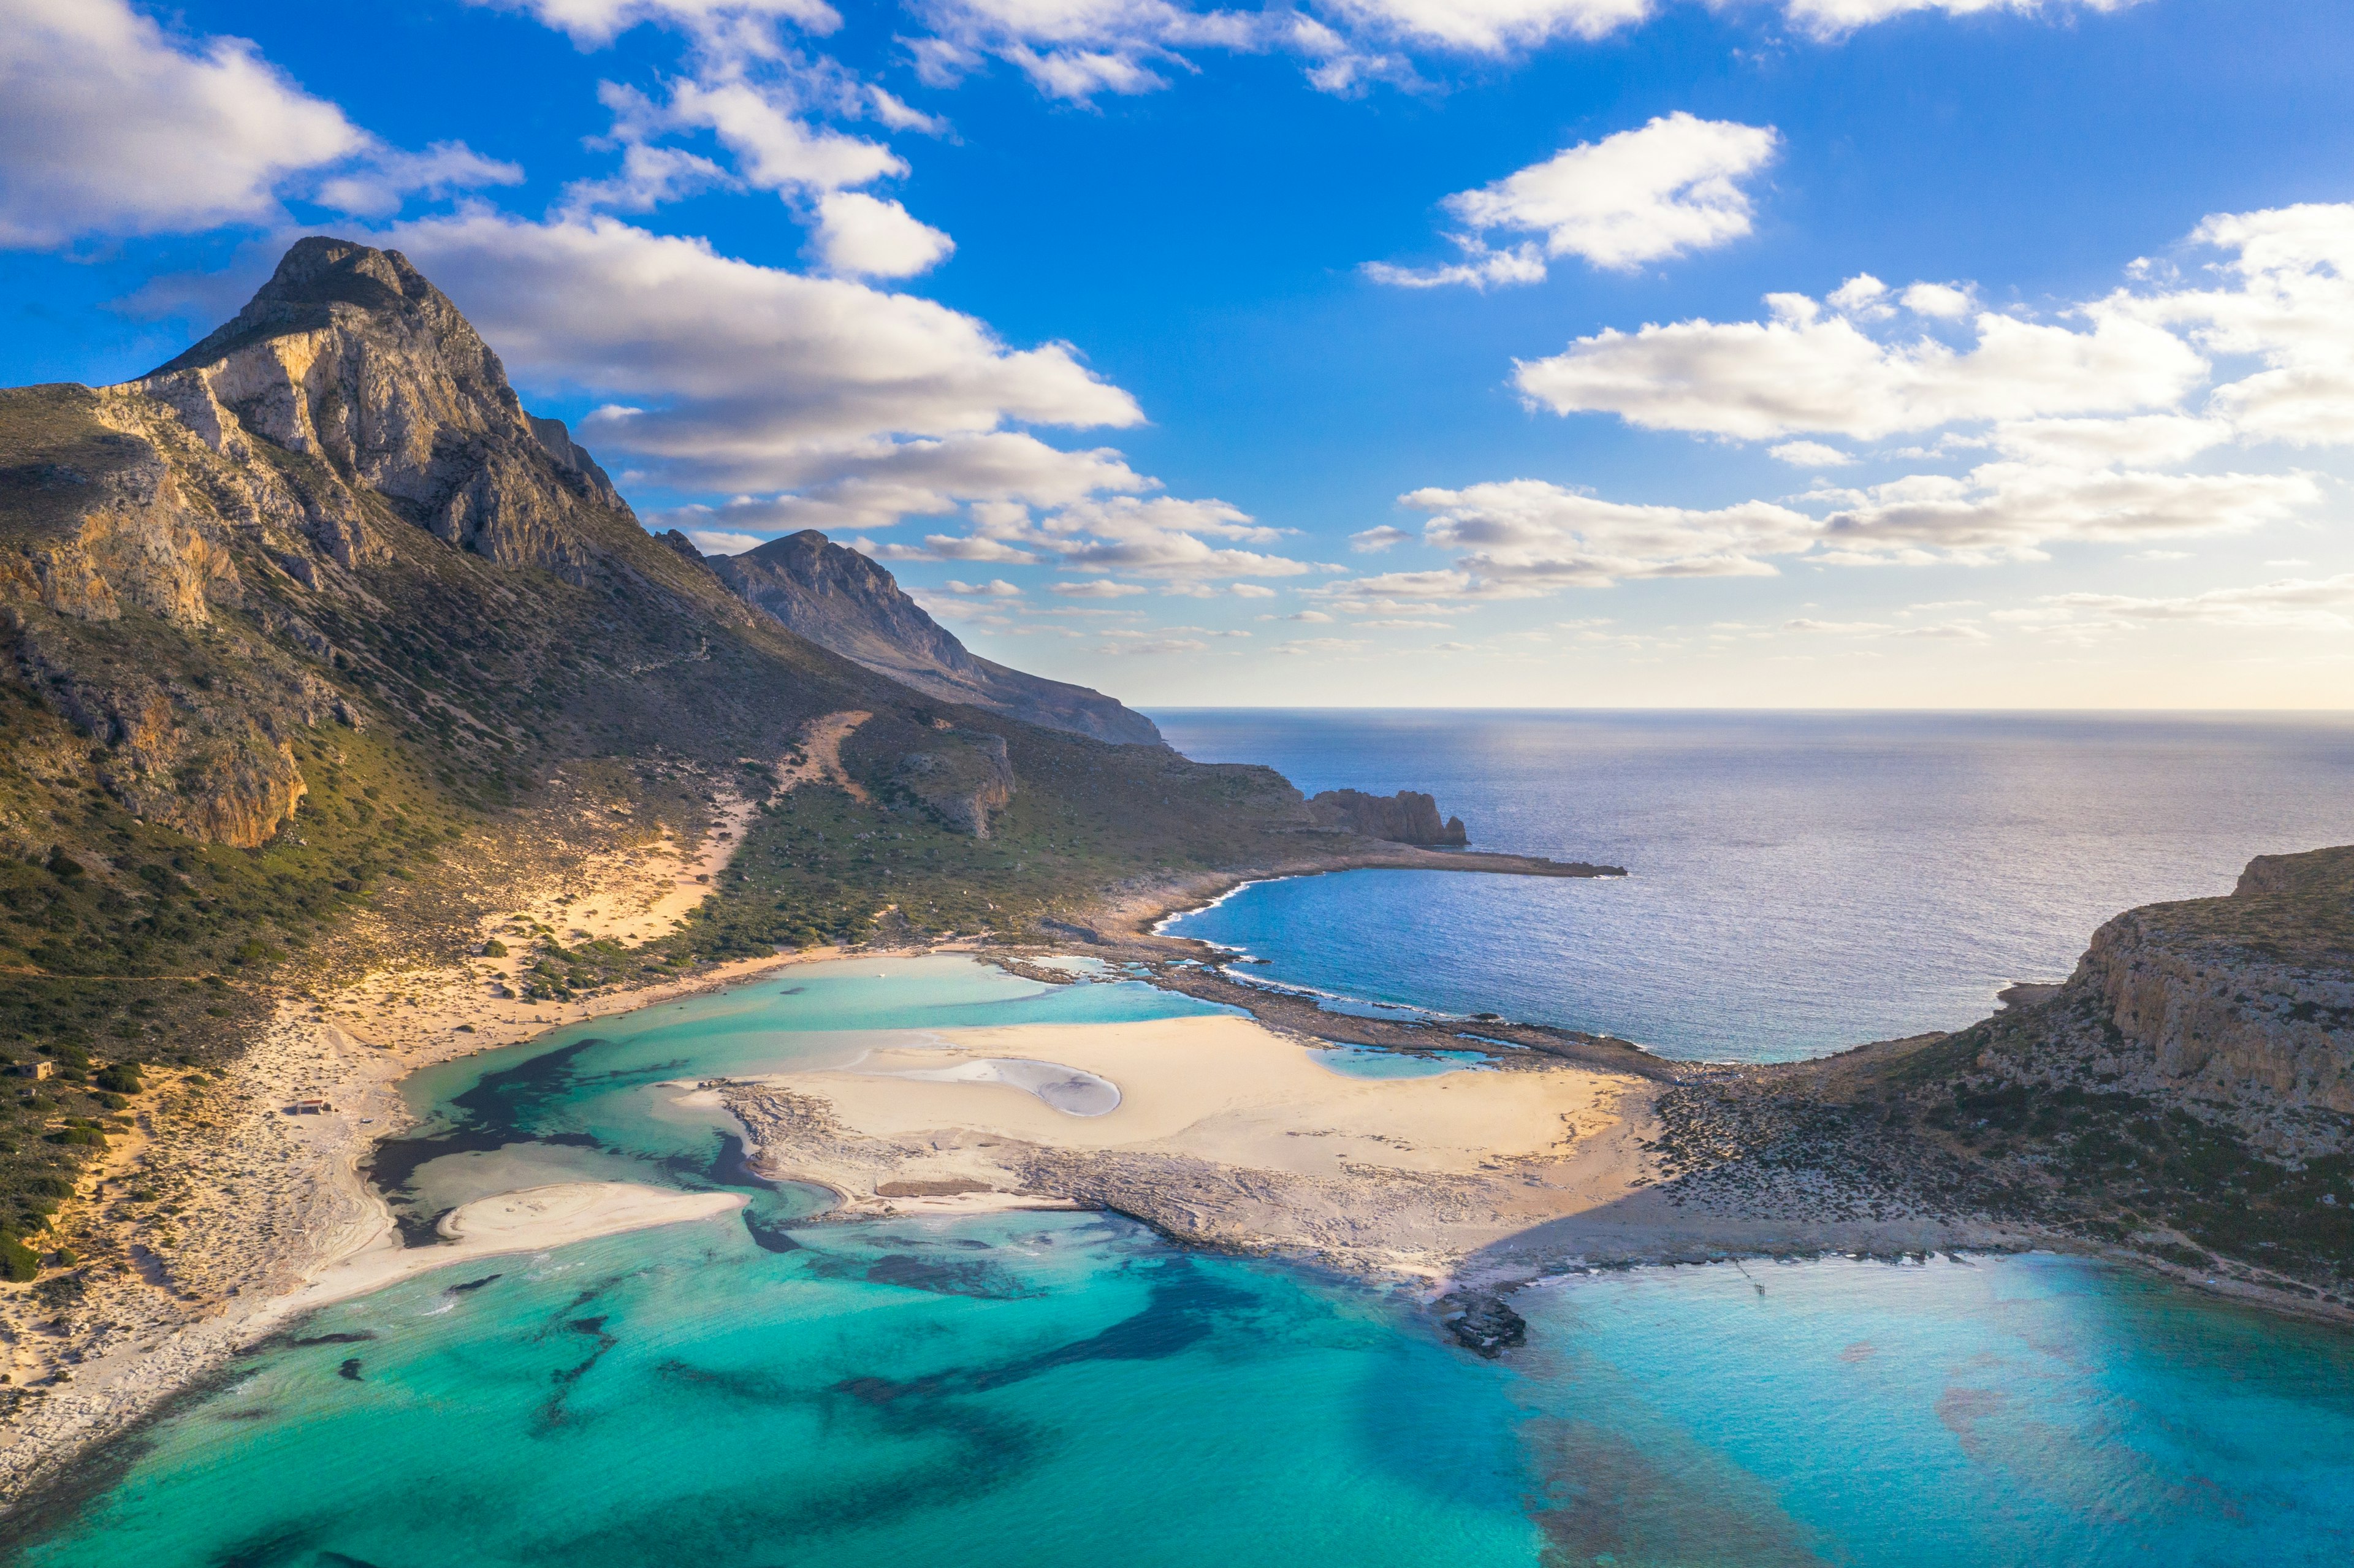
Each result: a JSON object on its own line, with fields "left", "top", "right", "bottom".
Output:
{"left": 1867, "top": 845, "right": 2354, "bottom": 1304}
{"left": 134, "top": 238, "right": 621, "bottom": 583}
{"left": 1305, "top": 789, "right": 1468, "bottom": 846}
{"left": 0, "top": 238, "right": 806, "bottom": 848}
{"left": 894, "top": 728, "right": 1016, "bottom": 837}
{"left": 2063, "top": 847, "right": 2354, "bottom": 1130}
{"left": 0, "top": 383, "right": 350, "bottom": 846}
{"left": 708, "top": 531, "right": 1164, "bottom": 747}
{"left": 1918, "top": 844, "right": 2354, "bottom": 1162}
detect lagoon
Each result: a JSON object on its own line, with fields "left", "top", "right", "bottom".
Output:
{"left": 10, "top": 955, "right": 2354, "bottom": 1566}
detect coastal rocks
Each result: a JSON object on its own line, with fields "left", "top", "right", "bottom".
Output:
{"left": 2066, "top": 847, "right": 2354, "bottom": 1123}
{"left": 1435, "top": 1290, "right": 1526, "bottom": 1357}
{"left": 1305, "top": 789, "right": 1468, "bottom": 846}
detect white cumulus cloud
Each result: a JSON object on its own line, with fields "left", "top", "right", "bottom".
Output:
{"left": 1051, "top": 579, "right": 1150, "bottom": 598}
{"left": 1782, "top": 0, "right": 2143, "bottom": 42}
{"left": 387, "top": 211, "right": 1140, "bottom": 492}
{"left": 465, "top": 0, "right": 842, "bottom": 47}
{"left": 813, "top": 191, "right": 954, "bottom": 278}
{"left": 902, "top": 0, "right": 2120, "bottom": 102}
{"left": 0, "top": 0, "right": 511, "bottom": 248}
{"left": 1368, "top": 113, "right": 1779, "bottom": 286}
{"left": 1322, "top": 0, "right": 1654, "bottom": 52}
{"left": 314, "top": 142, "right": 525, "bottom": 219}
{"left": 2019, "top": 573, "right": 2354, "bottom": 633}
{"left": 1382, "top": 479, "right": 1820, "bottom": 591}
{"left": 1816, "top": 462, "right": 2321, "bottom": 563}
{"left": 1769, "top": 440, "right": 1853, "bottom": 467}
{"left": 1515, "top": 286, "right": 2204, "bottom": 441}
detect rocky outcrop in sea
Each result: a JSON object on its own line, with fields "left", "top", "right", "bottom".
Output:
{"left": 1306, "top": 788, "right": 1468, "bottom": 846}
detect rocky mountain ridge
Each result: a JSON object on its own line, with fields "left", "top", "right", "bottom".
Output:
{"left": 703, "top": 530, "right": 1163, "bottom": 747}
{"left": 0, "top": 234, "right": 1386, "bottom": 1244}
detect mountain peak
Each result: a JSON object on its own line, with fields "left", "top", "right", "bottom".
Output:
{"left": 708, "top": 531, "right": 1164, "bottom": 747}
{"left": 150, "top": 237, "right": 484, "bottom": 381}
{"left": 127, "top": 237, "right": 628, "bottom": 573}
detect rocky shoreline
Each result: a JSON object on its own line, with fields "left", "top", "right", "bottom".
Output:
{"left": 1035, "top": 851, "right": 2354, "bottom": 1329}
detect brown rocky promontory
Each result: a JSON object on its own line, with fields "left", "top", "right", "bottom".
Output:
{"left": 1306, "top": 788, "right": 1469, "bottom": 845}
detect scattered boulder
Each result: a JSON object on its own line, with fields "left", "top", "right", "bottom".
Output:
{"left": 1436, "top": 1290, "right": 1526, "bottom": 1357}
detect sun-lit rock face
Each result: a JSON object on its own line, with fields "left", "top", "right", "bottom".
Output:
{"left": 2071, "top": 847, "right": 2354, "bottom": 1119}
{"left": 132, "top": 237, "right": 623, "bottom": 582}
{"left": 0, "top": 237, "right": 664, "bottom": 847}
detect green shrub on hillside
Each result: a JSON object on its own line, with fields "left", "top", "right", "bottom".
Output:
{"left": 0, "top": 1230, "right": 36, "bottom": 1282}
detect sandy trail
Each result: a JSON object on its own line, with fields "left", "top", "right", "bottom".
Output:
{"left": 774, "top": 709, "right": 870, "bottom": 802}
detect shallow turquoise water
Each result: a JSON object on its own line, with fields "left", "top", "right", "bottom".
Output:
{"left": 11, "top": 956, "right": 2354, "bottom": 1564}
{"left": 1510, "top": 1255, "right": 2354, "bottom": 1566}
{"left": 17, "top": 1227, "right": 2354, "bottom": 1566}
{"left": 1313, "top": 1044, "right": 1488, "bottom": 1079}
{"left": 375, "top": 953, "right": 1230, "bottom": 1236}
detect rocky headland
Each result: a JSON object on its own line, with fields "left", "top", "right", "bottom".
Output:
{"left": 1305, "top": 788, "right": 1468, "bottom": 845}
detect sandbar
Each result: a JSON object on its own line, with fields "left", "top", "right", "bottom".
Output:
{"left": 723, "top": 1013, "right": 1650, "bottom": 1275}
{"left": 267, "top": 1182, "right": 746, "bottom": 1319}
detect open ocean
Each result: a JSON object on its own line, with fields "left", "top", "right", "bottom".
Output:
{"left": 1152, "top": 710, "right": 2354, "bottom": 1059}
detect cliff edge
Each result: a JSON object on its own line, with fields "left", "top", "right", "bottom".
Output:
{"left": 1838, "top": 845, "right": 2354, "bottom": 1311}
{"left": 1306, "top": 788, "right": 1468, "bottom": 846}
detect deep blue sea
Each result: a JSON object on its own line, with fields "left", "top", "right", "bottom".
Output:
{"left": 1154, "top": 710, "right": 2354, "bottom": 1059}
{"left": 12, "top": 714, "right": 2354, "bottom": 1565}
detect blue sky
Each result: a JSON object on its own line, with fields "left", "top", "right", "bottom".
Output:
{"left": 4, "top": 0, "right": 2352, "bottom": 707}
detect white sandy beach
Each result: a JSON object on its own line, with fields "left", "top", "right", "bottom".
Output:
{"left": 723, "top": 1013, "right": 1658, "bottom": 1273}
{"left": 268, "top": 1182, "right": 747, "bottom": 1317}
